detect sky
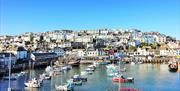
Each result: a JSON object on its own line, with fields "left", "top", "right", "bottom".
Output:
{"left": 0, "top": 0, "right": 180, "bottom": 39}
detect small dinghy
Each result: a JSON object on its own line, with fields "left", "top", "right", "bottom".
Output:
{"left": 24, "top": 78, "right": 41, "bottom": 88}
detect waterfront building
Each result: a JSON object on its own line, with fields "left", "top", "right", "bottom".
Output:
{"left": 85, "top": 47, "right": 99, "bottom": 57}
{"left": 6, "top": 46, "right": 27, "bottom": 60}
{"left": 159, "top": 45, "right": 169, "bottom": 57}
{"left": 72, "top": 49, "right": 85, "bottom": 57}
{"left": 0, "top": 53, "right": 16, "bottom": 67}
{"left": 136, "top": 47, "right": 148, "bottom": 56}
{"left": 175, "top": 48, "right": 180, "bottom": 56}
{"left": 71, "top": 42, "right": 85, "bottom": 49}
{"left": 53, "top": 47, "right": 65, "bottom": 57}
{"left": 31, "top": 52, "right": 57, "bottom": 61}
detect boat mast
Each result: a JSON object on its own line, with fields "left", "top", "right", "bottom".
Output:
{"left": 8, "top": 53, "right": 11, "bottom": 91}
{"left": 118, "top": 57, "right": 121, "bottom": 90}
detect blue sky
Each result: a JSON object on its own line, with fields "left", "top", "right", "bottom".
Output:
{"left": 0, "top": 0, "right": 180, "bottom": 39}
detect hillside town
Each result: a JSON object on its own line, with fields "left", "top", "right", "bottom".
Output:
{"left": 0, "top": 29, "right": 180, "bottom": 71}
{"left": 1, "top": 29, "right": 180, "bottom": 91}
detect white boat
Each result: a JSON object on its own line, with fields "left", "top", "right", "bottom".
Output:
{"left": 55, "top": 84, "right": 68, "bottom": 91}
{"left": 107, "top": 72, "right": 119, "bottom": 77}
{"left": 88, "top": 65, "right": 96, "bottom": 69}
{"left": 131, "top": 62, "right": 135, "bottom": 65}
{"left": 24, "top": 78, "right": 41, "bottom": 88}
{"left": 81, "top": 71, "right": 87, "bottom": 76}
{"left": 106, "top": 64, "right": 116, "bottom": 69}
{"left": 86, "top": 70, "right": 93, "bottom": 74}
{"left": 40, "top": 73, "right": 51, "bottom": 80}
{"left": 85, "top": 68, "right": 94, "bottom": 71}
{"left": 17, "top": 71, "right": 27, "bottom": 77}
{"left": 45, "top": 66, "right": 53, "bottom": 73}
{"left": 62, "top": 65, "right": 72, "bottom": 71}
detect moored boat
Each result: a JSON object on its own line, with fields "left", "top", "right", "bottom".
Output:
{"left": 67, "top": 79, "right": 82, "bottom": 86}
{"left": 73, "top": 75, "right": 87, "bottom": 82}
{"left": 85, "top": 68, "right": 94, "bottom": 71}
{"left": 119, "top": 88, "right": 139, "bottom": 91}
{"left": 24, "top": 78, "right": 41, "bottom": 88}
{"left": 86, "top": 71, "right": 93, "bottom": 74}
{"left": 112, "top": 75, "right": 134, "bottom": 83}
{"left": 55, "top": 84, "right": 74, "bottom": 91}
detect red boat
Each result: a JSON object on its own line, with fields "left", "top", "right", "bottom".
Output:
{"left": 112, "top": 77, "right": 134, "bottom": 83}
{"left": 119, "top": 88, "right": 139, "bottom": 91}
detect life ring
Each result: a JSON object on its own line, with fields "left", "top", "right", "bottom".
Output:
{"left": 170, "top": 64, "right": 175, "bottom": 68}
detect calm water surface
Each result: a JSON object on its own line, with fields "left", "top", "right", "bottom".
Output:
{"left": 0, "top": 64, "right": 180, "bottom": 91}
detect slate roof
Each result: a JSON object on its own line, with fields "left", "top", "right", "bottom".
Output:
{"left": 32, "top": 52, "right": 57, "bottom": 57}
{"left": 17, "top": 47, "right": 26, "bottom": 51}
{"left": 0, "top": 53, "right": 15, "bottom": 58}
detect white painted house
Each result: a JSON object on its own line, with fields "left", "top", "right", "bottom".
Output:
{"left": 85, "top": 48, "right": 99, "bottom": 57}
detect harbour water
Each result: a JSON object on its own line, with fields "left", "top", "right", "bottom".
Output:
{"left": 0, "top": 64, "right": 180, "bottom": 91}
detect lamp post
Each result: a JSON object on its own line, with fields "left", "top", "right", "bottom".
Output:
{"left": 8, "top": 53, "right": 11, "bottom": 91}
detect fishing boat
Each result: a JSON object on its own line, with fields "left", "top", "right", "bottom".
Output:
{"left": 73, "top": 75, "right": 87, "bottom": 82}
{"left": 88, "top": 65, "right": 96, "bottom": 69}
{"left": 107, "top": 72, "right": 119, "bottom": 77}
{"left": 55, "top": 65, "right": 74, "bottom": 91}
{"left": 53, "top": 67, "right": 62, "bottom": 72}
{"left": 73, "top": 80, "right": 82, "bottom": 86}
{"left": 24, "top": 78, "right": 41, "bottom": 88}
{"left": 55, "top": 84, "right": 68, "bottom": 91}
{"left": 39, "top": 73, "right": 51, "bottom": 80}
{"left": 86, "top": 70, "right": 93, "bottom": 75}
{"left": 55, "top": 84, "right": 74, "bottom": 91}
{"left": 85, "top": 68, "right": 94, "bottom": 71}
{"left": 62, "top": 65, "right": 72, "bottom": 71}
{"left": 67, "top": 79, "right": 82, "bottom": 86}
{"left": 81, "top": 71, "right": 87, "bottom": 76}
{"left": 119, "top": 88, "right": 139, "bottom": 91}
{"left": 106, "top": 64, "right": 120, "bottom": 77}
{"left": 18, "top": 71, "right": 27, "bottom": 76}
{"left": 112, "top": 75, "right": 134, "bottom": 83}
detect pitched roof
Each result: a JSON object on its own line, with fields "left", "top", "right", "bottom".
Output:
{"left": 32, "top": 52, "right": 57, "bottom": 56}
{"left": 17, "top": 46, "right": 26, "bottom": 51}
{"left": 0, "top": 53, "right": 15, "bottom": 58}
